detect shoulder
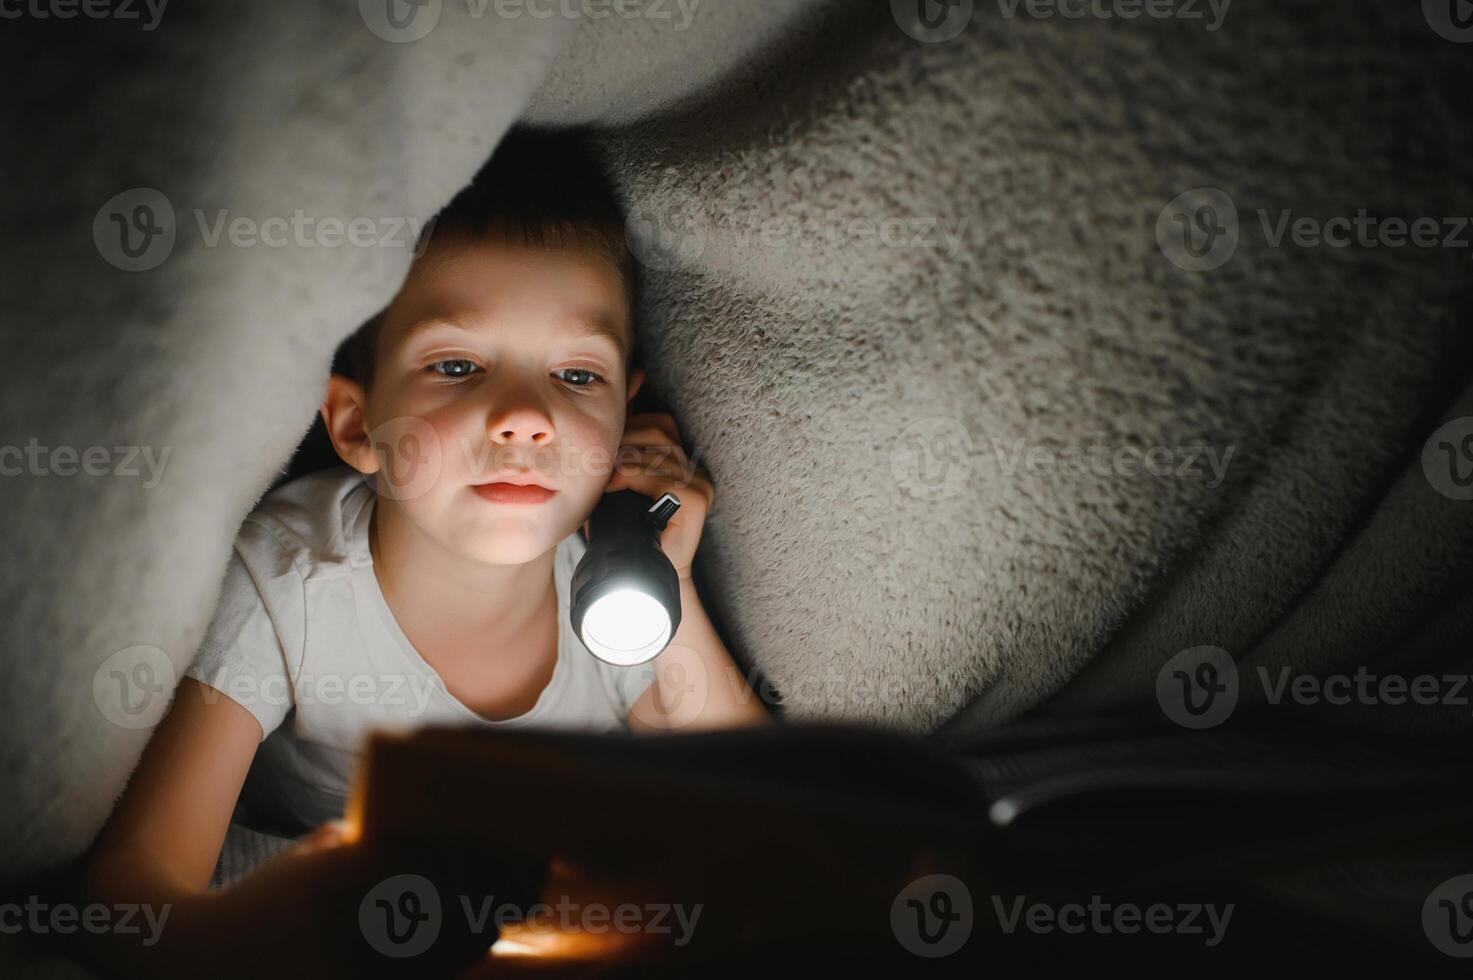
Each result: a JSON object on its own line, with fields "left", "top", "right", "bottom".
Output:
{"left": 236, "top": 466, "right": 374, "bottom": 582}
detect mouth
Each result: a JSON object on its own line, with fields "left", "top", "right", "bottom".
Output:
{"left": 471, "top": 478, "right": 556, "bottom": 505}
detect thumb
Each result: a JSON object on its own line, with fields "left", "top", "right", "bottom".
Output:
{"left": 293, "top": 819, "right": 352, "bottom": 856}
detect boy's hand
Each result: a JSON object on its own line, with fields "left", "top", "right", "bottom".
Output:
{"left": 213, "top": 820, "right": 546, "bottom": 980}
{"left": 596, "top": 411, "right": 713, "bottom": 580}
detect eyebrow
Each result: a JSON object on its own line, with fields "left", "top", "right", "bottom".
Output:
{"left": 394, "top": 314, "right": 628, "bottom": 360}
{"left": 564, "top": 315, "right": 629, "bottom": 360}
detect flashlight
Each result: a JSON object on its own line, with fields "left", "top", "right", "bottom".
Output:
{"left": 570, "top": 489, "right": 683, "bottom": 666}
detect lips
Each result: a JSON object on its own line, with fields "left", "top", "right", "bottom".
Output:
{"left": 471, "top": 478, "right": 556, "bottom": 505}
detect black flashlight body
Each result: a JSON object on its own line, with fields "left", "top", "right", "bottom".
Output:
{"left": 570, "top": 489, "right": 683, "bottom": 661}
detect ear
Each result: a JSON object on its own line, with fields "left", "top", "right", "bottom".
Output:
{"left": 321, "top": 374, "right": 380, "bottom": 475}
{"left": 626, "top": 367, "right": 645, "bottom": 403}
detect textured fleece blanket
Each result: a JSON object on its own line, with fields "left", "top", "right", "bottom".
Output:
{"left": 3, "top": 0, "right": 1472, "bottom": 907}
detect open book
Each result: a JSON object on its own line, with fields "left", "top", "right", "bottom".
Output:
{"left": 343, "top": 723, "right": 988, "bottom": 973}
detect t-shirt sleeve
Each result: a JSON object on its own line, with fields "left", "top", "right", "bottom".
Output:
{"left": 184, "top": 522, "right": 300, "bottom": 740}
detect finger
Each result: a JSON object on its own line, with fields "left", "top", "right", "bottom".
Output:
{"left": 619, "top": 425, "right": 680, "bottom": 450}
{"left": 294, "top": 819, "right": 351, "bottom": 855}
{"left": 612, "top": 444, "right": 714, "bottom": 499}
{"left": 625, "top": 412, "right": 681, "bottom": 444}
{"left": 609, "top": 450, "right": 707, "bottom": 492}
{"left": 610, "top": 464, "right": 713, "bottom": 503}
{"left": 612, "top": 444, "right": 692, "bottom": 477}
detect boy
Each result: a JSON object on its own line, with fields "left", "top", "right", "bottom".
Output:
{"left": 74, "top": 128, "right": 771, "bottom": 977}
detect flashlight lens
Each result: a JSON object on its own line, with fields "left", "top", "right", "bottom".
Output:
{"left": 581, "top": 588, "right": 671, "bottom": 666}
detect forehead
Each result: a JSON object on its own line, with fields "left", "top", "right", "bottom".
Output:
{"left": 381, "top": 236, "right": 630, "bottom": 355}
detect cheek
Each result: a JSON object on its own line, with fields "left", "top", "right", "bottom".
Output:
{"left": 364, "top": 395, "right": 491, "bottom": 492}
{"left": 553, "top": 411, "right": 623, "bottom": 486}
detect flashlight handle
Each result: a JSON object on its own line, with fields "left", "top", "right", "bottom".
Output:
{"left": 589, "top": 489, "right": 680, "bottom": 544}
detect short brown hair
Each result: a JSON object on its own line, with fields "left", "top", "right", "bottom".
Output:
{"left": 332, "top": 127, "right": 638, "bottom": 388}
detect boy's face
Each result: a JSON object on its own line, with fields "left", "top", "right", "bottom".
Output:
{"left": 328, "top": 234, "right": 643, "bottom": 566}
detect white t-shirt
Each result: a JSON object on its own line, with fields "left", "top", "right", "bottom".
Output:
{"left": 185, "top": 466, "right": 657, "bottom": 834}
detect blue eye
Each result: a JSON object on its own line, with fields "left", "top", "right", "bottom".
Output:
{"left": 554, "top": 368, "right": 606, "bottom": 387}
{"left": 428, "top": 359, "right": 478, "bottom": 378}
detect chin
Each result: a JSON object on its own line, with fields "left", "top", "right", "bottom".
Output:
{"left": 453, "top": 516, "right": 565, "bottom": 566}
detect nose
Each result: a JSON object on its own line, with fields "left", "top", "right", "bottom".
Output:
{"left": 486, "top": 389, "right": 555, "bottom": 447}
